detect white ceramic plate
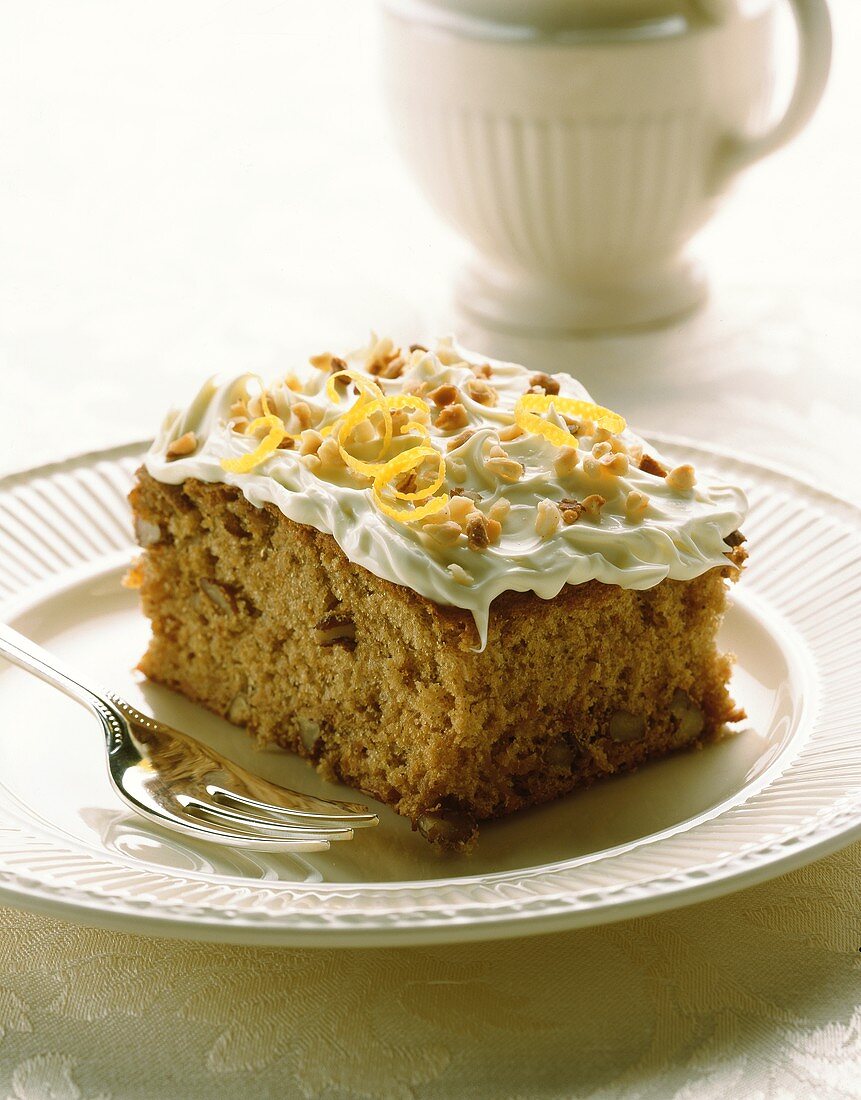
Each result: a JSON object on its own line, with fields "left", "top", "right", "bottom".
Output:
{"left": 0, "top": 439, "right": 859, "bottom": 946}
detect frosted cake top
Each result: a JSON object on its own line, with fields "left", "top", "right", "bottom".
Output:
{"left": 146, "top": 335, "right": 747, "bottom": 647}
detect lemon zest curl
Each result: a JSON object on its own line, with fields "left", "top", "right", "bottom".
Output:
{"left": 514, "top": 394, "right": 626, "bottom": 449}
{"left": 223, "top": 373, "right": 449, "bottom": 523}
{"left": 372, "top": 445, "right": 449, "bottom": 522}
{"left": 220, "top": 414, "right": 287, "bottom": 473}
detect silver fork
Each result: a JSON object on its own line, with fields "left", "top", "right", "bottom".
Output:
{"left": 0, "top": 623, "right": 378, "bottom": 852}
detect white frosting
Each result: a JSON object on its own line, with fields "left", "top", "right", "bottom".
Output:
{"left": 145, "top": 338, "right": 747, "bottom": 648}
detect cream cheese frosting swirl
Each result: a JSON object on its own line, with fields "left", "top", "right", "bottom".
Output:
{"left": 145, "top": 336, "right": 747, "bottom": 648}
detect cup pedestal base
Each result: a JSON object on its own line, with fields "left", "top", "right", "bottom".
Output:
{"left": 455, "top": 256, "right": 708, "bottom": 336}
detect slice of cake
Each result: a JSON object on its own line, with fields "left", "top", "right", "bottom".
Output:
{"left": 128, "top": 336, "right": 747, "bottom": 850}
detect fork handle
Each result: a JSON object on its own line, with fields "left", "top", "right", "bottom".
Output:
{"left": 0, "top": 621, "right": 108, "bottom": 716}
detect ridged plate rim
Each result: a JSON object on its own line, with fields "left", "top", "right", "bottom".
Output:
{"left": 0, "top": 437, "right": 858, "bottom": 947}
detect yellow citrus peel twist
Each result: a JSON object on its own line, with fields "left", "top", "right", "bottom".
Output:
{"left": 223, "top": 373, "right": 449, "bottom": 523}
{"left": 514, "top": 394, "right": 626, "bottom": 449}
{"left": 372, "top": 445, "right": 449, "bottom": 522}
{"left": 220, "top": 393, "right": 297, "bottom": 474}
{"left": 326, "top": 370, "right": 388, "bottom": 434}
{"left": 333, "top": 390, "right": 435, "bottom": 480}
{"left": 220, "top": 413, "right": 287, "bottom": 473}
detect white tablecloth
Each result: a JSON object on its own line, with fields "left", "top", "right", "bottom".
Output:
{"left": 2, "top": 842, "right": 860, "bottom": 1099}
{"left": 1, "top": 1, "right": 859, "bottom": 1097}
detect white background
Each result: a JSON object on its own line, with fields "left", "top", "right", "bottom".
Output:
{"left": 1, "top": 0, "right": 860, "bottom": 498}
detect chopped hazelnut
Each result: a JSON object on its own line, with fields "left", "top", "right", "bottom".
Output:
{"left": 395, "top": 469, "right": 419, "bottom": 496}
{"left": 666, "top": 464, "right": 696, "bottom": 491}
{"left": 465, "top": 378, "right": 498, "bottom": 407}
{"left": 446, "top": 429, "right": 474, "bottom": 452}
{"left": 450, "top": 488, "right": 482, "bottom": 503}
{"left": 350, "top": 418, "right": 376, "bottom": 444}
{"left": 446, "top": 457, "right": 467, "bottom": 484}
{"left": 485, "top": 455, "right": 523, "bottom": 483}
{"left": 528, "top": 372, "right": 560, "bottom": 395}
{"left": 471, "top": 362, "right": 493, "bottom": 379}
{"left": 299, "top": 429, "right": 323, "bottom": 456}
{"left": 625, "top": 490, "right": 650, "bottom": 520}
{"left": 447, "top": 563, "right": 474, "bottom": 586}
{"left": 317, "top": 437, "right": 347, "bottom": 474}
{"left": 379, "top": 355, "right": 407, "bottom": 379}
{"left": 485, "top": 517, "right": 502, "bottom": 543}
{"left": 448, "top": 494, "right": 475, "bottom": 524}
{"left": 309, "top": 352, "right": 335, "bottom": 371}
{"left": 388, "top": 408, "right": 409, "bottom": 435}
{"left": 409, "top": 458, "right": 443, "bottom": 492}
{"left": 592, "top": 442, "right": 613, "bottom": 458}
{"left": 436, "top": 403, "right": 469, "bottom": 432}
{"left": 167, "top": 431, "right": 197, "bottom": 459}
{"left": 554, "top": 446, "right": 579, "bottom": 477}
{"left": 428, "top": 384, "right": 459, "bottom": 408}
{"left": 364, "top": 336, "right": 397, "bottom": 375}
{"left": 498, "top": 423, "right": 524, "bottom": 443}
{"left": 581, "top": 494, "right": 606, "bottom": 519}
{"left": 535, "top": 499, "right": 561, "bottom": 538}
{"left": 423, "top": 521, "right": 462, "bottom": 547}
{"left": 487, "top": 497, "right": 511, "bottom": 524}
{"left": 420, "top": 505, "right": 451, "bottom": 526}
{"left": 436, "top": 342, "right": 464, "bottom": 366}
{"left": 465, "top": 511, "right": 490, "bottom": 550}
{"left": 600, "top": 452, "right": 629, "bottom": 476}
{"left": 559, "top": 498, "right": 583, "bottom": 524}
{"left": 582, "top": 456, "right": 600, "bottom": 478}
{"left": 639, "top": 453, "right": 667, "bottom": 478}
{"left": 291, "top": 401, "right": 313, "bottom": 431}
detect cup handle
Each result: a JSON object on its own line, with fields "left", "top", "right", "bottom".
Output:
{"left": 711, "top": 0, "right": 832, "bottom": 190}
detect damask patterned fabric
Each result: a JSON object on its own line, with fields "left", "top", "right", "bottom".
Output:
{"left": 0, "top": 842, "right": 858, "bottom": 1100}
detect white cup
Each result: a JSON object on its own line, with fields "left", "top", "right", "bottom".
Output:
{"left": 382, "top": 0, "right": 832, "bottom": 333}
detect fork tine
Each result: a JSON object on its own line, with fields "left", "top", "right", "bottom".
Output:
{"left": 177, "top": 820, "right": 334, "bottom": 853}
{"left": 206, "top": 785, "right": 379, "bottom": 828}
{"left": 179, "top": 795, "right": 355, "bottom": 842}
